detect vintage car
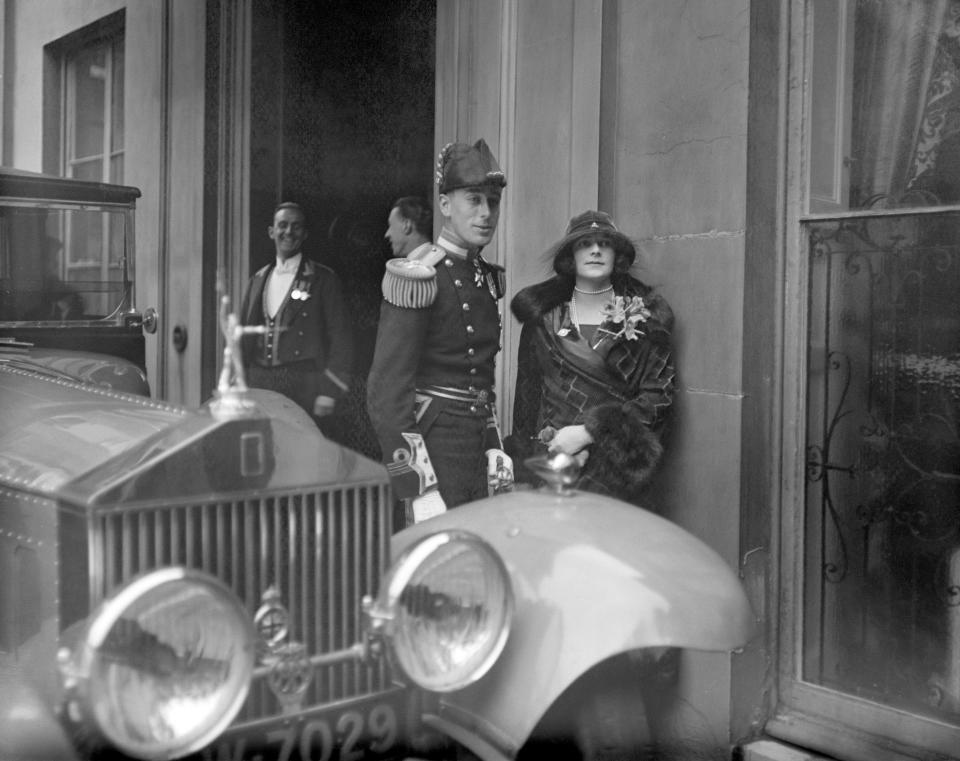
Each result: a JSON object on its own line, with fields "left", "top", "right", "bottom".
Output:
{"left": 0, "top": 173, "right": 755, "bottom": 761}
{"left": 0, "top": 337, "right": 755, "bottom": 761}
{"left": 0, "top": 167, "right": 153, "bottom": 395}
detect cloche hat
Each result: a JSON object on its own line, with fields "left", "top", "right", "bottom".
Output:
{"left": 551, "top": 210, "right": 637, "bottom": 267}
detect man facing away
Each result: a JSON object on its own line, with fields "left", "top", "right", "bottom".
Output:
{"left": 367, "top": 139, "right": 514, "bottom": 525}
{"left": 384, "top": 196, "right": 433, "bottom": 258}
{"left": 239, "top": 202, "right": 353, "bottom": 436}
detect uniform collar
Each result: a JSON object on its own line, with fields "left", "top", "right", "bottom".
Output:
{"left": 407, "top": 241, "right": 434, "bottom": 259}
{"left": 436, "top": 232, "right": 471, "bottom": 260}
{"left": 274, "top": 252, "right": 302, "bottom": 275}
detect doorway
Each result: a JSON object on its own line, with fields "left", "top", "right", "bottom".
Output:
{"left": 247, "top": 0, "right": 436, "bottom": 458}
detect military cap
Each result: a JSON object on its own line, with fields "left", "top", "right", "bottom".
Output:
{"left": 435, "top": 139, "right": 507, "bottom": 194}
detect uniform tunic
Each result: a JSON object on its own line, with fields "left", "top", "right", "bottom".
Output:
{"left": 367, "top": 236, "right": 505, "bottom": 507}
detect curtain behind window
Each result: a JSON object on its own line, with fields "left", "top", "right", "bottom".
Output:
{"left": 849, "top": 0, "right": 960, "bottom": 208}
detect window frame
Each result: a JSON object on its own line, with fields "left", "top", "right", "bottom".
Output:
{"left": 43, "top": 10, "right": 125, "bottom": 175}
{"left": 42, "top": 11, "right": 125, "bottom": 300}
{"left": 768, "top": 2, "right": 960, "bottom": 758}
{"left": 61, "top": 31, "right": 124, "bottom": 184}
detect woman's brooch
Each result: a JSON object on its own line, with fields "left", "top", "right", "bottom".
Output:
{"left": 290, "top": 279, "right": 312, "bottom": 302}
{"left": 597, "top": 295, "right": 651, "bottom": 341}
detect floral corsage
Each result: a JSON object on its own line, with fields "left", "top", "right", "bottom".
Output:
{"left": 290, "top": 279, "right": 312, "bottom": 302}
{"left": 597, "top": 295, "right": 651, "bottom": 341}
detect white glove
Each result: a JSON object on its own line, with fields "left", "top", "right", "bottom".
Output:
{"left": 312, "top": 395, "right": 336, "bottom": 417}
{"left": 411, "top": 489, "right": 447, "bottom": 523}
{"left": 547, "top": 424, "right": 593, "bottom": 455}
{"left": 485, "top": 448, "right": 514, "bottom": 494}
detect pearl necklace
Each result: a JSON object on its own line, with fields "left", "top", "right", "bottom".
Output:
{"left": 568, "top": 284, "right": 613, "bottom": 332}
{"left": 569, "top": 293, "right": 582, "bottom": 330}
{"left": 570, "top": 292, "right": 611, "bottom": 329}
{"left": 573, "top": 284, "right": 613, "bottom": 295}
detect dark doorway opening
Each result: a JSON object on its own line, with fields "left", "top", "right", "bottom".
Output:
{"left": 248, "top": 0, "right": 435, "bottom": 459}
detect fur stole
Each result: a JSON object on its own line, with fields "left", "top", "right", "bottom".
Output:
{"left": 511, "top": 275, "right": 672, "bottom": 334}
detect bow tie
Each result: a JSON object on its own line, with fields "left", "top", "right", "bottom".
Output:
{"left": 275, "top": 261, "right": 298, "bottom": 275}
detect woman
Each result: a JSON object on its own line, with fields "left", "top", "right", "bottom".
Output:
{"left": 505, "top": 210, "right": 674, "bottom": 504}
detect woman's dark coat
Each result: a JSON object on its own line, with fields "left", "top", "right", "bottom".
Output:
{"left": 506, "top": 274, "right": 674, "bottom": 505}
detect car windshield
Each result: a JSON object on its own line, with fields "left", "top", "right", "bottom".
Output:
{"left": 0, "top": 203, "right": 132, "bottom": 323}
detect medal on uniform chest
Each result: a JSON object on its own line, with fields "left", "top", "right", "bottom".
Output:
{"left": 290, "top": 279, "right": 311, "bottom": 301}
{"left": 474, "top": 256, "right": 502, "bottom": 299}
{"left": 473, "top": 258, "right": 485, "bottom": 288}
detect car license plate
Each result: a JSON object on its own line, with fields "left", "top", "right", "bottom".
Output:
{"left": 199, "top": 688, "right": 410, "bottom": 761}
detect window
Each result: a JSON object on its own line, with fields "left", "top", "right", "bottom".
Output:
{"left": 775, "top": 2, "right": 960, "bottom": 757}
{"left": 47, "top": 14, "right": 125, "bottom": 317}
{"left": 0, "top": 204, "right": 132, "bottom": 322}
{"left": 63, "top": 33, "right": 124, "bottom": 186}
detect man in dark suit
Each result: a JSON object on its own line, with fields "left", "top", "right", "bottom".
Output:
{"left": 384, "top": 196, "right": 433, "bottom": 258}
{"left": 367, "top": 140, "right": 513, "bottom": 524}
{"left": 240, "top": 202, "right": 353, "bottom": 433}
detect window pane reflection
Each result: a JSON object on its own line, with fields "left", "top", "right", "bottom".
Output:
{"left": 111, "top": 37, "right": 124, "bottom": 154}
{"left": 0, "top": 207, "right": 129, "bottom": 321}
{"left": 72, "top": 44, "right": 107, "bottom": 160}
{"left": 64, "top": 31, "right": 123, "bottom": 186}
{"left": 804, "top": 211, "right": 960, "bottom": 720}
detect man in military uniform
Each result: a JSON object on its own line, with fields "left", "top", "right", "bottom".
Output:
{"left": 367, "top": 139, "right": 513, "bottom": 523}
{"left": 240, "top": 202, "right": 353, "bottom": 434}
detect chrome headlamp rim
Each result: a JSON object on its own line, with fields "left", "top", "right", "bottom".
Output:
{"left": 374, "top": 530, "right": 514, "bottom": 692}
{"left": 71, "top": 566, "right": 255, "bottom": 761}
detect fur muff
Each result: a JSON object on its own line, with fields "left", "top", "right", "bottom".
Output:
{"left": 581, "top": 401, "right": 664, "bottom": 503}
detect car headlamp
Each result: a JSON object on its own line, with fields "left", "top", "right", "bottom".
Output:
{"left": 64, "top": 567, "right": 255, "bottom": 760}
{"left": 374, "top": 531, "right": 513, "bottom": 692}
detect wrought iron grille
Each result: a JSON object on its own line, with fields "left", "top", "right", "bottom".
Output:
{"left": 85, "top": 482, "right": 393, "bottom": 721}
{"left": 804, "top": 209, "right": 960, "bottom": 719}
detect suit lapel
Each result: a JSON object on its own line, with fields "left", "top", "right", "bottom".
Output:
{"left": 244, "top": 266, "right": 271, "bottom": 324}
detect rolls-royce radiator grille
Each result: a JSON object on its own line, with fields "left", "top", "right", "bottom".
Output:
{"left": 87, "top": 482, "right": 392, "bottom": 720}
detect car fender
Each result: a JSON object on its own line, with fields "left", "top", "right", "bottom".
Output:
{"left": 0, "top": 680, "right": 79, "bottom": 761}
{"left": 3, "top": 347, "right": 150, "bottom": 395}
{"left": 391, "top": 488, "right": 755, "bottom": 759}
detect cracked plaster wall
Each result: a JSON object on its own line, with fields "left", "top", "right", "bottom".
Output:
{"left": 601, "top": 0, "right": 751, "bottom": 753}
{"left": 606, "top": 0, "right": 749, "bottom": 559}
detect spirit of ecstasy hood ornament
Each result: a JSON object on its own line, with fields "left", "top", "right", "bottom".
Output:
{"left": 209, "top": 294, "right": 269, "bottom": 419}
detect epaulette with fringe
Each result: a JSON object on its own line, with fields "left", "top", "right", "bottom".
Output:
{"left": 382, "top": 257, "right": 438, "bottom": 308}
{"left": 408, "top": 244, "right": 445, "bottom": 267}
